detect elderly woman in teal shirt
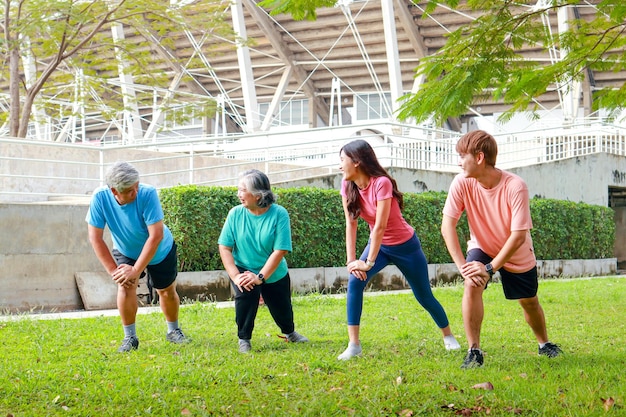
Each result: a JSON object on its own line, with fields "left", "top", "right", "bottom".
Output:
{"left": 218, "top": 169, "right": 309, "bottom": 353}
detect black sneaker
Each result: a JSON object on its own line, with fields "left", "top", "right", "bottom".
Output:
{"left": 166, "top": 328, "right": 189, "bottom": 344}
{"left": 539, "top": 342, "right": 563, "bottom": 358}
{"left": 117, "top": 336, "right": 139, "bottom": 353}
{"left": 461, "top": 348, "right": 484, "bottom": 369}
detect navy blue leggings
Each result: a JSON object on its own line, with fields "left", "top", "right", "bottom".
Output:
{"left": 346, "top": 233, "right": 450, "bottom": 328}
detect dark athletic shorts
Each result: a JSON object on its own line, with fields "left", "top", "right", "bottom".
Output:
{"left": 112, "top": 242, "right": 178, "bottom": 290}
{"left": 466, "top": 248, "right": 538, "bottom": 300}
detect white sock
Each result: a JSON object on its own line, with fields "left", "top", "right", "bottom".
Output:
{"left": 338, "top": 342, "right": 362, "bottom": 360}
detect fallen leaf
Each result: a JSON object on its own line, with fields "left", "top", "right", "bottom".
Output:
{"left": 602, "top": 397, "right": 615, "bottom": 411}
{"left": 398, "top": 409, "right": 413, "bottom": 416}
{"left": 329, "top": 386, "right": 342, "bottom": 392}
{"left": 471, "top": 382, "right": 494, "bottom": 390}
{"left": 396, "top": 376, "right": 403, "bottom": 385}
{"left": 181, "top": 408, "right": 191, "bottom": 415}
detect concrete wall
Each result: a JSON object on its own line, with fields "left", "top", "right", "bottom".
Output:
{"left": 0, "top": 201, "right": 617, "bottom": 313}
{"left": 0, "top": 202, "right": 97, "bottom": 311}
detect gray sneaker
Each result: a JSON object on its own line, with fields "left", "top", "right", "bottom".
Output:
{"left": 166, "top": 328, "right": 189, "bottom": 344}
{"left": 118, "top": 336, "right": 139, "bottom": 353}
{"left": 286, "top": 331, "right": 309, "bottom": 343}
{"left": 239, "top": 339, "right": 251, "bottom": 353}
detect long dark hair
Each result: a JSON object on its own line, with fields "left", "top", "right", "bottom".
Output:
{"left": 340, "top": 139, "right": 403, "bottom": 219}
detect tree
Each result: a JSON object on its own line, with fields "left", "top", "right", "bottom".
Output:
{"left": 259, "top": 0, "right": 626, "bottom": 126}
{"left": 0, "top": 0, "right": 234, "bottom": 138}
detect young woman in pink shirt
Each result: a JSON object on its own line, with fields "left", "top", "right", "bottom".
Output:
{"left": 337, "top": 139, "right": 460, "bottom": 360}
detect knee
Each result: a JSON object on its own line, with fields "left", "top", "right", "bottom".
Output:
{"left": 117, "top": 285, "right": 137, "bottom": 298}
{"left": 157, "top": 286, "right": 178, "bottom": 301}
{"left": 518, "top": 296, "right": 540, "bottom": 311}
{"left": 463, "top": 281, "right": 483, "bottom": 298}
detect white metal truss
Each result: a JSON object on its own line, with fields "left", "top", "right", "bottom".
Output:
{"left": 5, "top": 0, "right": 616, "bottom": 142}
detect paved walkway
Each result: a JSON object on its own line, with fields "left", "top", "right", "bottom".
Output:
{"left": 0, "top": 290, "right": 417, "bottom": 322}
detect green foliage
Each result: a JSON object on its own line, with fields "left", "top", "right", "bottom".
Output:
{"left": 259, "top": 0, "right": 626, "bottom": 126}
{"left": 272, "top": 187, "right": 367, "bottom": 268}
{"left": 403, "top": 191, "right": 469, "bottom": 263}
{"left": 397, "top": 0, "right": 626, "bottom": 125}
{"left": 258, "top": 0, "right": 336, "bottom": 20}
{"left": 530, "top": 197, "right": 616, "bottom": 259}
{"left": 160, "top": 185, "right": 239, "bottom": 272}
{"left": 160, "top": 186, "right": 615, "bottom": 272}
{"left": 0, "top": 0, "right": 235, "bottom": 136}
{"left": 1, "top": 278, "right": 625, "bottom": 416}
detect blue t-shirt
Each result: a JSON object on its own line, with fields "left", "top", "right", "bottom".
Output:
{"left": 85, "top": 184, "right": 174, "bottom": 264}
{"left": 218, "top": 204, "right": 292, "bottom": 284}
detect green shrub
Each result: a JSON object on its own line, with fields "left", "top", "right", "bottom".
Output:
{"left": 530, "top": 197, "right": 615, "bottom": 259}
{"left": 160, "top": 186, "right": 615, "bottom": 272}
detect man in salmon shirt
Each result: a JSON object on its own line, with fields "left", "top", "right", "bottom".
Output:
{"left": 441, "top": 130, "right": 562, "bottom": 368}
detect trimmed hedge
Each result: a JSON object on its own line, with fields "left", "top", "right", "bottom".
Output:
{"left": 160, "top": 186, "right": 615, "bottom": 272}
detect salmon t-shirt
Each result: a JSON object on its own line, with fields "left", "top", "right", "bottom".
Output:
{"left": 341, "top": 176, "right": 415, "bottom": 246}
{"left": 443, "top": 170, "right": 536, "bottom": 273}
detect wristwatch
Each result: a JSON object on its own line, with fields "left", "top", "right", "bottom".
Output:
{"left": 485, "top": 263, "right": 495, "bottom": 278}
{"left": 365, "top": 259, "right": 375, "bottom": 268}
{"left": 257, "top": 273, "right": 265, "bottom": 284}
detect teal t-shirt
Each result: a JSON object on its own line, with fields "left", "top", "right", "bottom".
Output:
{"left": 85, "top": 184, "right": 174, "bottom": 264}
{"left": 218, "top": 203, "right": 292, "bottom": 284}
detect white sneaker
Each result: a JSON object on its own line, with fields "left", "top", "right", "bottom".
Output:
{"left": 444, "top": 335, "right": 461, "bottom": 351}
{"left": 337, "top": 342, "right": 362, "bottom": 360}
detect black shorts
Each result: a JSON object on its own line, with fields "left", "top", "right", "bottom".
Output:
{"left": 466, "top": 248, "right": 538, "bottom": 300}
{"left": 112, "top": 242, "right": 178, "bottom": 290}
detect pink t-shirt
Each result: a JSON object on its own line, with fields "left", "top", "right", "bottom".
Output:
{"left": 341, "top": 177, "right": 415, "bottom": 246}
{"left": 443, "top": 170, "right": 536, "bottom": 273}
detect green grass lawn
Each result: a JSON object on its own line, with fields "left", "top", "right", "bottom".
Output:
{"left": 1, "top": 277, "right": 624, "bottom": 416}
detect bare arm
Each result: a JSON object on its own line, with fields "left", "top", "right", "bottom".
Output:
{"left": 219, "top": 244, "right": 288, "bottom": 291}
{"left": 442, "top": 213, "right": 489, "bottom": 288}
{"left": 441, "top": 214, "right": 467, "bottom": 270}
{"left": 342, "top": 196, "right": 358, "bottom": 264}
{"left": 346, "top": 197, "right": 392, "bottom": 280}
{"left": 130, "top": 220, "right": 164, "bottom": 276}
{"left": 481, "top": 230, "right": 527, "bottom": 272}
{"left": 366, "top": 197, "right": 391, "bottom": 264}
{"left": 88, "top": 224, "right": 118, "bottom": 275}
{"left": 107, "top": 221, "right": 164, "bottom": 287}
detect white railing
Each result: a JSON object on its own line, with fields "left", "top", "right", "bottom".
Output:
{"left": 1, "top": 121, "right": 625, "bottom": 202}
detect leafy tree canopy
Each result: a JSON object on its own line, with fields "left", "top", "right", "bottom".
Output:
{"left": 0, "top": 0, "right": 234, "bottom": 137}
{"left": 259, "top": 0, "right": 626, "bottom": 126}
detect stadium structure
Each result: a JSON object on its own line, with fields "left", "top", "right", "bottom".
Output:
{"left": 1, "top": 0, "right": 626, "bottom": 209}
{"left": 2, "top": 0, "right": 625, "bottom": 141}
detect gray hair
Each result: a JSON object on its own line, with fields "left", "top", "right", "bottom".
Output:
{"left": 105, "top": 161, "right": 140, "bottom": 191}
{"left": 240, "top": 169, "right": 276, "bottom": 208}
